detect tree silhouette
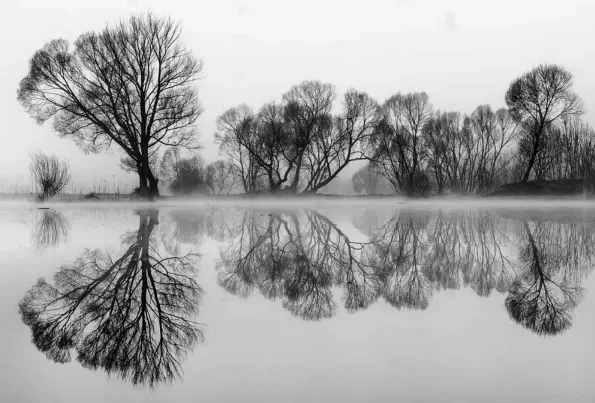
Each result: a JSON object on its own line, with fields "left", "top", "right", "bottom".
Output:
{"left": 19, "top": 209, "right": 204, "bottom": 387}
{"left": 17, "top": 14, "right": 203, "bottom": 198}
{"left": 29, "top": 152, "right": 71, "bottom": 200}
{"left": 505, "top": 64, "right": 584, "bottom": 182}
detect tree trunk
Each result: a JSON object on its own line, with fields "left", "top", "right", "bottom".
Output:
{"left": 287, "top": 152, "right": 304, "bottom": 193}
{"left": 522, "top": 142, "right": 540, "bottom": 183}
{"left": 147, "top": 167, "right": 160, "bottom": 198}
{"left": 137, "top": 165, "right": 148, "bottom": 198}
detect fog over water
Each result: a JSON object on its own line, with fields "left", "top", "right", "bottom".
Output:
{"left": 1, "top": 200, "right": 595, "bottom": 402}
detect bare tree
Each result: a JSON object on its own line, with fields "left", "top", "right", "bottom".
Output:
{"left": 159, "top": 148, "right": 206, "bottom": 195}
{"left": 282, "top": 81, "right": 336, "bottom": 192}
{"left": 214, "top": 104, "right": 267, "bottom": 193}
{"left": 352, "top": 163, "right": 380, "bottom": 195}
{"left": 505, "top": 64, "right": 584, "bottom": 182}
{"left": 371, "top": 92, "right": 433, "bottom": 196}
{"left": 301, "top": 89, "right": 380, "bottom": 193}
{"left": 29, "top": 151, "right": 71, "bottom": 200}
{"left": 17, "top": 13, "right": 204, "bottom": 199}
{"left": 205, "top": 160, "right": 238, "bottom": 195}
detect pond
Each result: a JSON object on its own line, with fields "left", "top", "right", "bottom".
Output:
{"left": 1, "top": 200, "right": 594, "bottom": 402}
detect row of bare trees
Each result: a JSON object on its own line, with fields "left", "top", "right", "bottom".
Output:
{"left": 215, "top": 81, "right": 379, "bottom": 194}
{"left": 216, "top": 64, "right": 589, "bottom": 197}
{"left": 16, "top": 11, "right": 590, "bottom": 198}
{"left": 351, "top": 64, "right": 589, "bottom": 196}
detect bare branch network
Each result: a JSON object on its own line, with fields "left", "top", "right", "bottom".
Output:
{"left": 15, "top": 11, "right": 590, "bottom": 198}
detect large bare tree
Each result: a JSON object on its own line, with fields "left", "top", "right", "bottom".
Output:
{"left": 17, "top": 13, "right": 204, "bottom": 198}
{"left": 505, "top": 64, "right": 583, "bottom": 182}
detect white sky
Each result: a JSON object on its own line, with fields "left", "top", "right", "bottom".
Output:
{"left": 1, "top": 0, "right": 594, "bottom": 192}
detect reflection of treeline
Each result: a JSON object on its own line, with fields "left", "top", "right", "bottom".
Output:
{"left": 216, "top": 209, "right": 595, "bottom": 335}
{"left": 20, "top": 210, "right": 204, "bottom": 387}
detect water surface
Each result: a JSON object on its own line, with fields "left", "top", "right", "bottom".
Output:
{"left": 1, "top": 201, "right": 594, "bottom": 402}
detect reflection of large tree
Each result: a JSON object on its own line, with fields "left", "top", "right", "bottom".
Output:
{"left": 19, "top": 209, "right": 204, "bottom": 387}
{"left": 505, "top": 220, "right": 585, "bottom": 336}
{"left": 31, "top": 209, "right": 70, "bottom": 249}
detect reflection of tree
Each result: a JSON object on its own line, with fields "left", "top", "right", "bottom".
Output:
{"left": 217, "top": 206, "right": 594, "bottom": 336}
{"left": 453, "top": 211, "right": 519, "bottom": 297}
{"left": 31, "top": 209, "right": 70, "bottom": 249}
{"left": 505, "top": 220, "right": 585, "bottom": 336}
{"left": 217, "top": 210, "right": 380, "bottom": 320}
{"left": 217, "top": 211, "right": 336, "bottom": 320}
{"left": 368, "top": 211, "right": 431, "bottom": 310}
{"left": 19, "top": 209, "right": 204, "bottom": 387}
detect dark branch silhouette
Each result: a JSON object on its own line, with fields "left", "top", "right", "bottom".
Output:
{"left": 29, "top": 152, "right": 71, "bottom": 200}
{"left": 17, "top": 14, "right": 204, "bottom": 198}
{"left": 19, "top": 209, "right": 204, "bottom": 387}
{"left": 215, "top": 207, "right": 594, "bottom": 337}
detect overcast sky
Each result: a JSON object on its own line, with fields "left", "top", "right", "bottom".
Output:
{"left": 1, "top": 0, "right": 594, "bottom": 192}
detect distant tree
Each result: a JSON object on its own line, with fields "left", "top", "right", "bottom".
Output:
{"left": 159, "top": 148, "right": 206, "bottom": 195}
{"left": 352, "top": 163, "right": 380, "bottom": 195}
{"left": 205, "top": 160, "right": 237, "bottom": 195}
{"left": 17, "top": 13, "right": 204, "bottom": 199}
{"left": 505, "top": 64, "right": 584, "bottom": 182}
{"left": 423, "top": 111, "right": 461, "bottom": 193}
{"left": 29, "top": 151, "right": 71, "bottom": 200}
{"left": 371, "top": 92, "right": 433, "bottom": 196}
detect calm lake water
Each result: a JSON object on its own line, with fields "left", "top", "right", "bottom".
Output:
{"left": 1, "top": 200, "right": 594, "bottom": 402}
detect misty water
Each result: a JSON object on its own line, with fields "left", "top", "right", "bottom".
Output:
{"left": 1, "top": 200, "right": 595, "bottom": 402}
